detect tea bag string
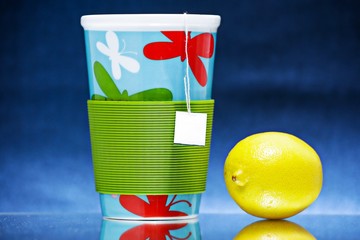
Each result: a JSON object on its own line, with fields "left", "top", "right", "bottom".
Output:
{"left": 184, "top": 12, "right": 191, "bottom": 113}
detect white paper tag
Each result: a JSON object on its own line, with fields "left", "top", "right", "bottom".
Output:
{"left": 174, "top": 111, "right": 207, "bottom": 146}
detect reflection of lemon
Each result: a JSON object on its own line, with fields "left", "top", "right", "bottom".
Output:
{"left": 234, "top": 220, "right": 316, "bottom": 240}
{"left": 224, "top": 132, "right": 322, "bottom": 219}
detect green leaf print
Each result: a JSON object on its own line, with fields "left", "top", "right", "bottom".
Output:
{"left": 128, "top": 88, "right": 173, "bottom": 101}
{"left": 93, "top": 61, "right": 122, "bottom": 100}
{"left": 92, "top": 61, "right": 173, "bottom": 101}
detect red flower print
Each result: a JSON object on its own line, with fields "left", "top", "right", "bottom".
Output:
{"left": 143, "top": 31, "right": 214, "bottom": 87}
{"left": 119, "top": 222, "right": 191, "bottom": 240}
{"left": 119, "top": 195, "right": 192, "bottom": 218}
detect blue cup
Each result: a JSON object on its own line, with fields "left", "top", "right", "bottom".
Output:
{"left": 81, "top": 14, "right": 221, "bottom": 219}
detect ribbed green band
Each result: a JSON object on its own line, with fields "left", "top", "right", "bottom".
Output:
{"left": 88, "top": 100, "right": 214, "bottom": 194}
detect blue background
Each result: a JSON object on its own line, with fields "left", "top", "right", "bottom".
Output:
{"left": 0, "top": 0, "right": 359, "bottom": 215}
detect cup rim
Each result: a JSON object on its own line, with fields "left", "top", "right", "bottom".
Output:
{"left": 81, "top": 14, "right": 221, "bottom": 32}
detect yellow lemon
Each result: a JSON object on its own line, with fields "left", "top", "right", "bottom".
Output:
{"left": 234, "top": 220, "right": 316, "bottom": 240}
{"left": 224, "top": 132, "right": 322, "bottom": 219}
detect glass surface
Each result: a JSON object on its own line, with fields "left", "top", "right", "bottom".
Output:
{"left": 0, "top": 213, "right": 359, "bottom": 239}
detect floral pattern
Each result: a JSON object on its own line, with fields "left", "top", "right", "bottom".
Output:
{"left": 144, "top": 31, "right": 215, "bottom": 87}
{"left": 119, "top": 195, "right": 192, "bottom": 218}
{"left": 96, "top": 31, "right": 140, "bottom": 80}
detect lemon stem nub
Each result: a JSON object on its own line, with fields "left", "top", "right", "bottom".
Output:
{"left": 232, "top": 170, "right": 246, "bottom": 187}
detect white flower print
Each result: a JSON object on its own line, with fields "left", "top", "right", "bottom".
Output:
{"left": 96, "top": 31, "right": 140, "bottom": 80}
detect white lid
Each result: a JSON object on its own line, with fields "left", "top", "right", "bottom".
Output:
{"left": 81, "top": 14, "right": 221, "bottom": 32}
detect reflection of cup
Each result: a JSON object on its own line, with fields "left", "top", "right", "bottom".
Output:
{"left": 100, "top": 218, "right": 201, "bottom": 240}
{"left": 234, "top": 220, "right": 316, "bottom": 240}
{"left": 81, "top": 14, "right": 221, "bottom": 219}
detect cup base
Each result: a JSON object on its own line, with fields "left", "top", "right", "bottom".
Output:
{"left": 104, "top": 215, "right": 199, "bottom": 221}
{"left": 100, "top": 193, "right": 201, "bottom": 220}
